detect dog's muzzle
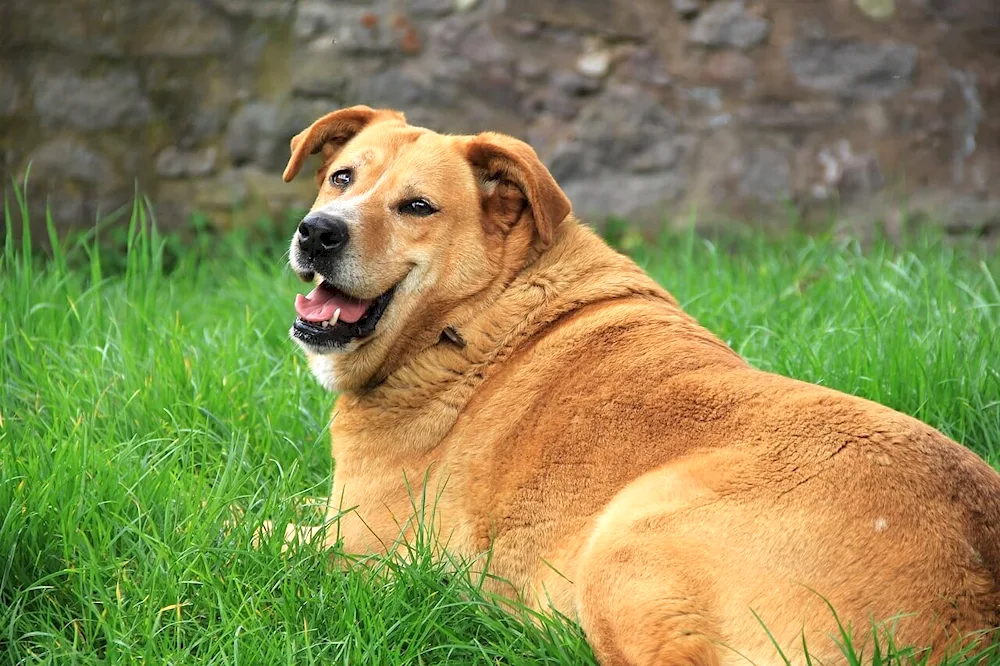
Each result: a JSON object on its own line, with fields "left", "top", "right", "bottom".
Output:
{"left": 290, "top": 214, "right": 399, "bottom": 352}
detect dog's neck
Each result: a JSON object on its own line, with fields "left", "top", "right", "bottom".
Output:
{"left": 328, "top": 220, "right": 681, "bottom": 458}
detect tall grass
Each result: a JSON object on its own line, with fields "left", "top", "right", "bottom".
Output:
{"left": 2, "top": 183, "right": 998, "bottom": 664}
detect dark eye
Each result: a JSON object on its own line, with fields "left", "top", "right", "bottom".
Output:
{"left": 329, "top": 169, "right": 352, "bottom": 188}
{"left": 399, "top": 198, "right": 437, "bottom": 217}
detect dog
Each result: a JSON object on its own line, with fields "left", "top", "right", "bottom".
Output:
{"left": 278, "top": 105, "right": 1000, "bottom": 665}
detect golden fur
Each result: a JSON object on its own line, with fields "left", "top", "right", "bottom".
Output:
{"left": 278, "top": 106, "right": 1000, "bottom": 665}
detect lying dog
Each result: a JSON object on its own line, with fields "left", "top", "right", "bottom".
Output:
{"left": 279, "top": 105, "right": 1000, "bottom": 665}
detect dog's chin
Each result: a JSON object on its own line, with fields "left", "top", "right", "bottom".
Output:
{"left": 306, "top": 354, "right": 339, "bottom": 392}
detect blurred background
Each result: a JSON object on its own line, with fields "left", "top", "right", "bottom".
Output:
{"left": 0, "top": 0, "right": 997, "bottom": 242}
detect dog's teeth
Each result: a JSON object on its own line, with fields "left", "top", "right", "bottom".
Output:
{"left": 321, "top": 321, "right": 329, "bottom": 328}
{"left": 331, "top": 308, "right": 341, "bottom": 325}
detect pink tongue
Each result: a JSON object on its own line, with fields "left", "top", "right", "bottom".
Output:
{"left": 294, "top": 283, "right": 371, "bottom": 324}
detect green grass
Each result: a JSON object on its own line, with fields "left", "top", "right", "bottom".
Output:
{"left": 2, "top": 184, "right": 999, "bottom": 665}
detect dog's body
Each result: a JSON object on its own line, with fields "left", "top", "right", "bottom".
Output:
{"left": 280, "top": 106, "right": 1000, "bottom": 665}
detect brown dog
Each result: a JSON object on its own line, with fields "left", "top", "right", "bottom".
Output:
{"left": 279, "top": 105, "right": 1000, "bottom": 665}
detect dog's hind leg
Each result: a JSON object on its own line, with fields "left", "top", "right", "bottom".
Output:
{"left": 571, "top": 458, "right": 735, "bottom": 666}
{"left": 575, "top": 534, "right": 724, "bottom": 666}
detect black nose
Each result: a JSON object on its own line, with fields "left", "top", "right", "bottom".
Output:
{"left": 297, "top": 214, "right": 349, "bottom": 258}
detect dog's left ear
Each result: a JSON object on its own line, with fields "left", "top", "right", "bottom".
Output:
{"left": 282, "top": 105, "right": 406, "bottom": 183}
{"left": 465, "top": 132, "right": 571, "bottom": 249}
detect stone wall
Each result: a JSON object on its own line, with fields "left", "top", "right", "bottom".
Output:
{"left": 1, "top": 0, "right": 998, "bottom": 237}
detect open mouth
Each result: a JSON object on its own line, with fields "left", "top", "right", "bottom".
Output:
{"left": 292, "top": 279, "right": 396, "bottom": 349}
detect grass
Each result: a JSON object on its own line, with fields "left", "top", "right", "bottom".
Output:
{"left": 1, "top": 183, "right": 999, "bottom": 665}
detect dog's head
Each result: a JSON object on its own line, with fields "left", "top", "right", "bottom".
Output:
{"left": 283, "top": 105, "right": 572, "bottom": 391}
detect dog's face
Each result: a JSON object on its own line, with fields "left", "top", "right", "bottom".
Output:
{"left": 283, "top": 106, "right": 571, "bottom": 391}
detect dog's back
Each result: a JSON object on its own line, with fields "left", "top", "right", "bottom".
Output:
{"left": 445, "top": 225, "right": 1000, "bottom": 664}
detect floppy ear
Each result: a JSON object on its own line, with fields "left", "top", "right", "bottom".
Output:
{"left": 465, "top": 132, "right": 571, "bottom": 249}
{"left": 282, "top": 105, "right": 406, "bottom": 183}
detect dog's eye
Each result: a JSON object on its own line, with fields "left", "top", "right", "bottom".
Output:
{"left": 329, "top": 169, "right": 353, "bottom": 188}
{"left": 399, "top": 199, "right": 437, "bottom": 217}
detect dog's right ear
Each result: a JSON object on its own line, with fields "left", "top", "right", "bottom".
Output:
{"left": 465, "top": 132, "right": 571, "bottom": 249}
{"left": 282, "top": 106, "right": 406, "bottom": 184}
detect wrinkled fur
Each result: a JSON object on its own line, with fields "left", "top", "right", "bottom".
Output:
{"left": 280, "top": 106, "right": 1000, "bottom": 666}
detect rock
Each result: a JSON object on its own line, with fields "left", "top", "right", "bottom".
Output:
{"left": 864, "top": 194, "right": 1000, "bottom": 242}
{"left": 509, "top": 19, "right": 542, "bottom": 38}
{"left": 0, "top": 69, "right": 20, "bottom": 117}
{"left": 705, "top": 50, "right": 756, "bottom": 83}
{"left": 409, "top": 0, "right": 455, "bottom": 17}
{"left": 689, "top": 1, "right": 771, "bottom": 50}
{"left": 352, "top": 65, "right": 441, "bottom": 108}
{"left": 525, "top": 74, "right": 591, "bottom": 120}
{"left": 141, "top": 53, "right": 233, "bottom": 144}
{"left": 735, "top": 143, "right": 793, "bottom": 202}
{"left": 294, "top": 1, "right": 337, "bottom": 40}
{"left": 19, "top": 160, "right": 132, "bottom": 227}
{"left": 517, "top": 59, "right": 548, "bottom": 82}
{"left": 562, "top": 170, "right": 692, "bottom": 221}
{"left": 188, "top": 167, "right": 316, "bottom": 227}
{"left": 539, "top": 69, "right": 604, "bottom": 119}
{"left": 208, "top": 0, "right": 297, "bottom": 19}
{"left": 504, "top": 0, "right": 646, "bottom": 39}
{"left": 858, "top": 102, "right": 890, "bottom": 136}
{"left": 134, "top": 3, "right": 234, "bottom": 56}
{"left": 577, "top": 49, "right": 612, "bottom": 78}
{"left": 296, "top": 6, "right": 399, "bottom": 54}
{"left": 291, "top": 53, "right": 352, "bottom": 98}
{"left": 222, "top": 98, "right": 332, "bottom": 173}
{"left": 680, "top": 86, "right": 723, "bottom": 112}
{"left": 673, "top": 0, "right": 701, "bottom": 19}
{"left": 552, "top": 70, "right": 603, "bottom": 97}
{"left": 631, "top": 135, "right": 696, "bottom": 173}
{"left": 854, "top": 0, "right": 895, "bottom": 20}
{"left": 736, "top": 101, "right": 844, "bottom": 129}
{"left": 455, "top": 22, "right": 510, "bottom": 65}
{"left": 814, "top": 140, "right": 884, "bottom": 201}
{"left": 178, "top": 109, "right": 227, "bottom": 149}
{"left": 549, "top": 85, "right": 680, "bottom": 181}
{"left": 618, "top": 47, "right": 671, "bottom": 88}
{"left": 239, "top": 165, "right": 317, "bottom": 212}
{"left": 464, "top": 65, "right": 522, "bottom": 112}
{"left": 937, "top": 197, "right": 1000, "bottom": 236}
{"left": 155, "top": 147, "right": 218, "bottom": 178}
{"left": 154, "top": 182, "right": 198, "bottom": 228}
{"left": 226, "top": 102, "right": 279, "bottom": 167}
{"left": 395, "top": 15, "right": 424, "bottom": 55}
{"left": 947, "top": 69, "right": 982, "bottom": 186}
{"left": 2, "top": 2, "right": 126, "bottom": 56}
{"left": 694, "top": 131, "right": 793, "bottom": 209}
{"left": 141, "top": 62, "right": 237, "bottom": 148}
{"left": 194, "top": 169, "right": 250, "bottom": 212}
{"left": 532, "top": 93, "right": 580, "bottom": 121}
{"left": 26, "top": 191, "right": 86, "bottom": 230}
{"left": 3, "top": 0, "right": 1000, "bottom": 239}
{"left": 424, "top": 11, "right": 473, "bottom": 56}
{"left": 786, "top": 39, "right": 918, "bottom": 99}
{"left": 28, "top": 138, "right": 114, "bottom": 184}
{"left": 31, "top": 67, "right": 152, "bottom": 131}
{"left": 331, "top": 12, "right": 396, "bottom": 55}
{"left": 920, "top": 0, "right": 1000, "bottom": 32}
